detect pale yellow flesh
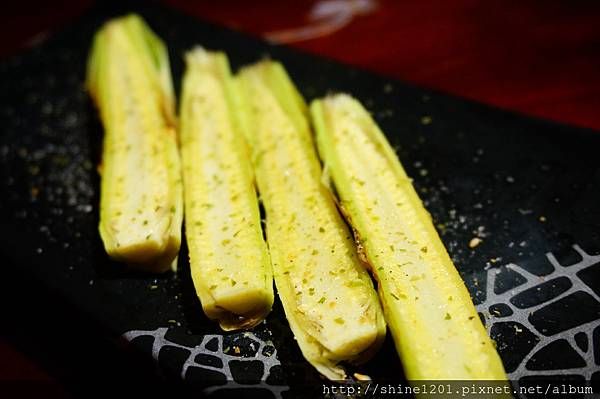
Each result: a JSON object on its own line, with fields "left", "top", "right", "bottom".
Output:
{"left": 311, "top": 94, "right": 508, "bottom": 381}
{"left": 236, "top": 62, "right": 385, "bottom": 380}
{"left": 179, "top": 48, "right": 273, "bottom": 330}
{"left": 87, "top": 15, "right": 182, "bottom": 272}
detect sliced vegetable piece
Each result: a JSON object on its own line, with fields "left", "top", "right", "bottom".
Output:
{"left": 179, "top": 48, "right": 273, "bottom": 330}
{"left": 86, "top": 14, "right": 182, "bottom": 272}
{"left": 236, "top": 62, "right": 385, "bottom": 379}
{"left": 311, "top": 94, "right": 508, "bottom": 381}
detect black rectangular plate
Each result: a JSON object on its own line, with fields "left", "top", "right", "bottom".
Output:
{"left": 1, "top": 1, "right": 599, "bottom": 397}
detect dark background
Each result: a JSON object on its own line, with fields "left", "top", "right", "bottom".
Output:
{"left": 1, "top": 0, "right": 599, "bottom": 130}
{"left": 1, "top": 0, "right": 599, "bottom": 396}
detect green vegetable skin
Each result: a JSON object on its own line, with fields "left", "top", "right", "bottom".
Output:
{"left": 86, "top": 14, "right": 183, "bottom": 272}
{"left": 236, "top": 62, "right": 386, "bottom": 379}
{"left": 311, "top": 94, "right": 508, "bottom": 381}
{"left": 179, "top": 48, "right": 273, "bottom": 330}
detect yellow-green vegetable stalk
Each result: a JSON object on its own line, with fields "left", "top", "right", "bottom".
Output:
{"left": 311, "top": 94, "right": 508, "bottom": 382}
{"left": 236, "top": 61, "right": 386, "bottom": 379}
{"left": 179, "top": 48, "right": 274, "bottom": 330}
{"left": 86, "top": 14, "right": 182, "bottom": 272}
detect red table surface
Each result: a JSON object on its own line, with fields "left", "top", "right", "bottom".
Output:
{"left": 1, "top": 0, "right": 599, "bottom": 387}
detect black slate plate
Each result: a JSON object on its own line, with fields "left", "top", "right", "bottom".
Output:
{"left": 1, "top": 1, "right": 600, "bottom": 397}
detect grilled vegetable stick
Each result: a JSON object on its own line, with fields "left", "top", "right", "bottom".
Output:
{"left": 179, "top": 48, "right": 273, "bottom": 330}
{"left": 86, "top": 14, "right": 182, "bottom": 272}
{"left": 236, "top": 62, "right": 385, "bottom": 379}
{"left": 311, "top": 94, "right": 508, "bottom": 381}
